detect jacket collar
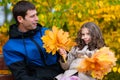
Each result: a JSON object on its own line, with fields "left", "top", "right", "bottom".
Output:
{"left": 9, "top": 23, "right": 42, "bottom": 39}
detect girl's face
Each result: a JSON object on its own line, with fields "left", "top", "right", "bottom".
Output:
{"left": 81, "top": 27, "right": 91, "bottom": 44}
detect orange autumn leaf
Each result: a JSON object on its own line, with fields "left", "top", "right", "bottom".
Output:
{"left": 0, "top": 70, "right": 11, "bottom": 75}
{"left": 77, "top": 47, "right": 117, "bottom": 79}
{"left": 0, "top": 34, "right": 9, "bottom": 54}
{"left": 41, "top": 26, "right": 76, "bottom": 55}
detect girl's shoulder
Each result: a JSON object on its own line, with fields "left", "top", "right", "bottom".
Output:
{"left": 69, "top": 46, "right": 79, "bottom": 55}
{"left": 70, "top": 46, "right": 78, "bottom": 52}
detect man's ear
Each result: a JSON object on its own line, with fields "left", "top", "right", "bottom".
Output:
{"left": 17, "top": 16, "right": 24, "bottom": 23}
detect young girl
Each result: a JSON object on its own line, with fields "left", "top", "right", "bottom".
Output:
{"left": 55, "top": 22, "right": 106, "bottom": 80}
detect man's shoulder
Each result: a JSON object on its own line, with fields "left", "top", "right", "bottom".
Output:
{"left": 3, "top": 40, "right": 13, "bottom": 49}
{"left": 3, "top": 39, "right": 21, "bottom": 50}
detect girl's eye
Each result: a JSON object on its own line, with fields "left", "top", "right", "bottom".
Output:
{"left": 87, "top": 33, "right": 90, "bottom": 35}
{"left": 81, "top": 33, "right": 84, "bottom": 36}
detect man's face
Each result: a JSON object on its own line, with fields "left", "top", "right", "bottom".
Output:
{"left": 19, "top": 9, "right": 38, "bottom": 32}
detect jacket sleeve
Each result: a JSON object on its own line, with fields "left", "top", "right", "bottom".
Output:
{"left": 3, "top": 49, "right": 39, "bottom": 80}
{"left": 8, "top": 61, "right": 39, "bottom": 80}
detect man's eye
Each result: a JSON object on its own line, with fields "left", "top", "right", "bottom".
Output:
{"left": 30, "top": 15, "right": 34, "bottom": 17}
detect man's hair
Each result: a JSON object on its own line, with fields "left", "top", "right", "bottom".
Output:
{"left": 76, "top": 22, "right": 106, "bottom": 50}
{"left": 12, "top": 1, "right": 36, "bottom": 23}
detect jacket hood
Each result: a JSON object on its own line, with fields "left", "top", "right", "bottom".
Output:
{"left": 9, "top": 23, "right": 42, "bottom": 39}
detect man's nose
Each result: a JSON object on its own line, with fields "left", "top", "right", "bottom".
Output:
{"left": 35, "top": 15, "right": 38, "bottom": 21}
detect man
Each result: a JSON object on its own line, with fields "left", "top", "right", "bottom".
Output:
{"left": 3, "top": 1, "right": 64, "bottom": 80}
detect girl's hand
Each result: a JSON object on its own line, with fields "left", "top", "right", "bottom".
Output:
{"left": 59, "top": 48, "right": 67, "bottom": 63}
{"left": 59, "top": 48, "right": 67, "bottom": 56}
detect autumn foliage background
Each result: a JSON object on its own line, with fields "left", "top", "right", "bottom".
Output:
{"left": 0, "top": 0, "right": 120, "bottom": 79}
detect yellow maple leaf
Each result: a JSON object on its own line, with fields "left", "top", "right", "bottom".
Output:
{"left": 41, "top": 26, "right": 76, "bottom": 56}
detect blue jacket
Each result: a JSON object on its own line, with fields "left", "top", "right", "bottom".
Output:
{"left": 3, "top": 24, "right": 64, "bottom": 80}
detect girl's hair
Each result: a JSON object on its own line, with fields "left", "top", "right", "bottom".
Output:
{"left": 75, "top": 22, "right": 106, "bottom": 50}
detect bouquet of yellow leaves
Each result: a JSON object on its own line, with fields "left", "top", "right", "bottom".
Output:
{"left": 77, "top": 47, "right": 117, "bottom": 80}
{"left": 41, "top": 26, "right": 76, "bottom": 62}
